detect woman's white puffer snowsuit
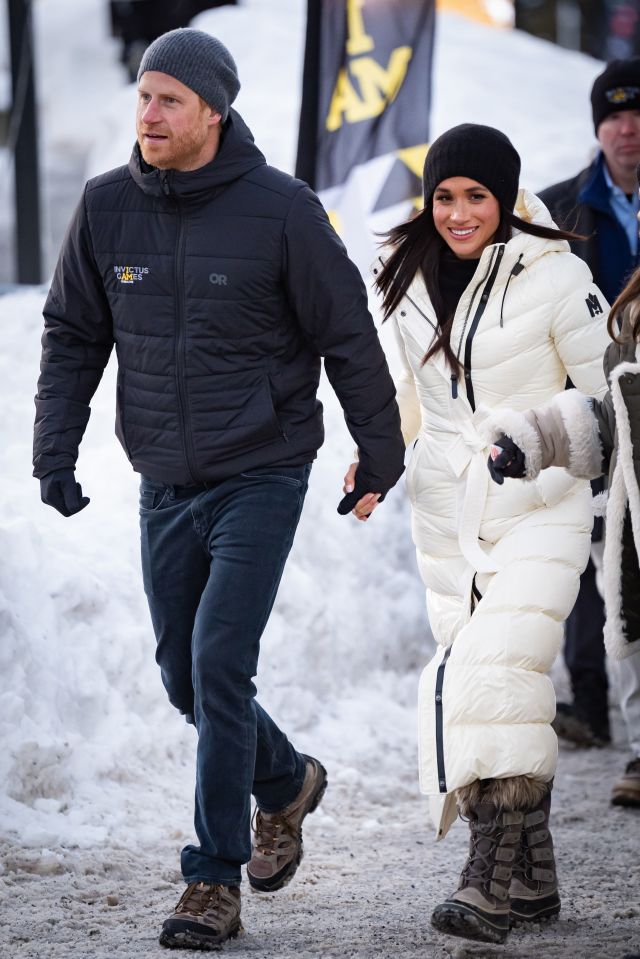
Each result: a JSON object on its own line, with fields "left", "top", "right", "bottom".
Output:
{"left": 383, "top": 191, "right": 610, "bottom": 839}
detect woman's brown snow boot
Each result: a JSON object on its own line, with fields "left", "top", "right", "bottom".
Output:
{"left": 431, "top": 776, "right": 546, "bottom": 945}
{"left": 509, "top": 783, "right": 561, "bottom": 925}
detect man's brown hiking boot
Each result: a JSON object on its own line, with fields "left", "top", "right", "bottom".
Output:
{"left": 510, "top": 786, "right": 561, "bottom": 925}
{"left": 611, "top": 757, "right": 640, "bottom": 807}
{"left": 159, "top": 882, "right": 242, "bottom": 950}
{"left": 247, "top": 754, "right": 327, "bottom": 892}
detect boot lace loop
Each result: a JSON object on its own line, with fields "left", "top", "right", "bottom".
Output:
{"left": 176, "top": 882, "right": 223, "bottom": 916}
{"left": 462, "top": 823, "right": 501, "bottom": 885}
{"left": 252, "top": 807, "right": 297, "bottom": 856}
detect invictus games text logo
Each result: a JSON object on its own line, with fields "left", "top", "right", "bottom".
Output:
{"left": 606, "top": 86, "right": 640, "bottom": 105}
{"left": 114, "top": 265, "right": 150, "bottom": 284}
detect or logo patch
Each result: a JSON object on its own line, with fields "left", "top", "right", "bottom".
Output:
{"left": 586, "top": 293, "right": 603, "bottom": 318}
{"left": 209, "top": 272, "right": 228, "bottom": 286}
{"left": 606, "top": 86, "right": 640, "bottom": 105}
{"left": 114, "top": 264, "right": 150, "bottom": 284}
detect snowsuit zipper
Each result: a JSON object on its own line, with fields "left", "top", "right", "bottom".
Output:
{"left": 435, "top": 645, "right": 452, "bottom": 793}
{"left": 404, "top": 292, "right": 438, "bottom": 334}
{"left": 457, "top": 245, "right": 505, "bottom": 411}
{"left": 450, "top": 253, "right": 494, "bottom": 400}
{"left": 499, "top": 254, "right": 524, "bottom": 327}
{"left": 437, "top": 252, "right": 508, "bottom": 787}
{"left": 471, "top": 573, "right": 482, "bottom": 615}
{"left": 401, "top": 294, "right": 447, "bottom": 402}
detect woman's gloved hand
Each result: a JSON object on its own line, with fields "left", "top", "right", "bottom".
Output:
{"left": 487, "top": 434, "right": 526, "bottom": 485}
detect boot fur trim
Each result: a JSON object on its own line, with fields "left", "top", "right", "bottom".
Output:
{"left": 456, "top": 776, "right": 550, "bottom": 816}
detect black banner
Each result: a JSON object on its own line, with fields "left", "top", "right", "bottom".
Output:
{"left": 295, "top": 0, "right": 435, "bottom": 270}
{"left": 296, "top": 0, "right": 435, "bottom": 194}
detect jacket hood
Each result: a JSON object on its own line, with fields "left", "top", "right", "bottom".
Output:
{"left": 514, "top": 188, "right": 556, "bottom": 231}
{"left": 512, "top": 187, "right": 570, "bottom": 255}
{"left": 128, "top": 108, "right": 266, "bottom": 200}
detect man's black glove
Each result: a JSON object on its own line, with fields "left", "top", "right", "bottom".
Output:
{"left": 337, "top": 472, "right": 385, "bottom": 515}
{"left": 40, "top": 468, "right": 90, "bottom": 517}
{"left": 487, "top": 433, "right": 526, "bottom": 485}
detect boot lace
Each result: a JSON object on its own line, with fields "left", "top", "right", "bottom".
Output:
{"left": 176, "top": 882, "right": 223, "bottom": 916}
{"left": 461, "top": 822, "right": 501, "bottom": 886}
{"left": 252, "top": 808, "right": 297, "bottom": 856}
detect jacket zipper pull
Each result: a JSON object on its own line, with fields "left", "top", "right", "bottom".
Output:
{"left": 499, "top": 254, "right": 524, "bottom": 327}
{"left": 451, "top": 373, "right": 458, "bottom": 399}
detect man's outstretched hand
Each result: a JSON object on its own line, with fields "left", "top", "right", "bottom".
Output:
{"left": 338, "top": 462, "right": 382, "bottom": 520}
{"left": 40, "top": 468, "right": 90, "bottom": 517}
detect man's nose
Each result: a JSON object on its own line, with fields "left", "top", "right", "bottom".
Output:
{"left": 142, "top": 99, "right": 160, "bottom": 123}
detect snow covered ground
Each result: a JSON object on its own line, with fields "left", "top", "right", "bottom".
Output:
{"left": 1, "top": 2, "right": 638, "bottom": 957}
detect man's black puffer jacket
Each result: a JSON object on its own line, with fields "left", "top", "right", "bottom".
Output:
{"left": 34, "top": 111, "right": 404, "bottom": 492}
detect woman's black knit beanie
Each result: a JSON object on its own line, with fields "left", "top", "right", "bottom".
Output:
{"left": 422, "top": 123, "right": 521, "bottom": 211}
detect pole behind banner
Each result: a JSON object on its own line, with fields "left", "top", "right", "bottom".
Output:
{"left": 8, "top": 0, "right": 43, "bottom": 284}
{"left": 295, "top": 0, "right": 322, "bottom": 188}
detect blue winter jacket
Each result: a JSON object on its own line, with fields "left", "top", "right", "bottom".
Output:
{"left": 539, "top": 152, "right": 639, "bottom": 305}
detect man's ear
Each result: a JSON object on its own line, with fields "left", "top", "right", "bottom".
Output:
{"left": 208, "top": 111, "right": 222, "bottom": 127}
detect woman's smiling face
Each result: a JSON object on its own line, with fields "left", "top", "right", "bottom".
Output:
{"left": 432, "top": 177, "right": 501, "bottom": 259}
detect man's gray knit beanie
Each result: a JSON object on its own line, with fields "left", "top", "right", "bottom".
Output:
{"left": 137, "top": 28, "right": 240, "bottom": 122}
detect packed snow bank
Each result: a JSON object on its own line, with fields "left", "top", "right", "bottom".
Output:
{"left": 0, "top": 283, "right": 424, "bottom": 851}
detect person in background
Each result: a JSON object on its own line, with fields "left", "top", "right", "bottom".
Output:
{"left": 539, "top": 57, "right": 640, "bottom": 760}
{"left": 109, "top": 0, "right": 237, "bottom": 80}
{"left": 486, "top": 251, "right": 640, "bottom": 810}
{"left": 33, "top": 28, "right": 405, "bottom": 951}
{"left": 355, "top": 124, "right": 609, "bottom": 945}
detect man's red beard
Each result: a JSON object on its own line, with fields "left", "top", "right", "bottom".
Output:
{"left": 137, "top": 123, "right": 210, "bottom": 170}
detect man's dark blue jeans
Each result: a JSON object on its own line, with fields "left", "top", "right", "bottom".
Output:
{"left": 139, "top": 464, "right": 312, "bottom": 886}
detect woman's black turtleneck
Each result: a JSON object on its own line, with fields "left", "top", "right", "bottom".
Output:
{"left": 439, "top": 249, "right": 479, "bottom": 320}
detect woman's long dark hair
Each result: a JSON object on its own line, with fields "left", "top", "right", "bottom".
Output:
{"left": 376, "top": 202, "right": 585, "bottom": 370}
{"left": 608, "top": 265, "right": 640, "bottom": 343}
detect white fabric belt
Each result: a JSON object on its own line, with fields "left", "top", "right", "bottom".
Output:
{"left": 420, "top": 411, "right": 501, "bottom": 574}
